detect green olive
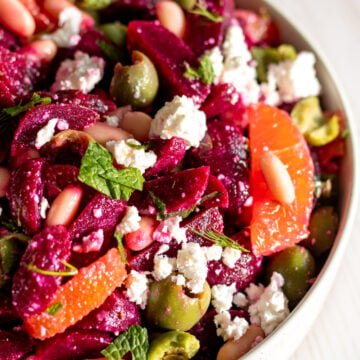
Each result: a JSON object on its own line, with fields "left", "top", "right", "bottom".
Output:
{"left": 148, "top": 331, "right": 200, "bottom": 360}
{"left": 302, "top": 206, "right": 339, "bottom": 257}
{"left": 110, "top": 51, "right": 159, "bottom": 108}
{"left": 97, "top": 23, "right": 127, "bottom": 48}
{"left": 75, "top": 0, "right": 111, "bottom": 10}
{"left": 305, "top": 114, "right": 340, "bottom": 146}
{"left": 265, "top": 245, "right": 315, "bottom": 309}
{"left": 145, "top": 277, "right": 211, "bottom": 331}
{"left": 173, "top": 0, "right": 196, "bottom": 10}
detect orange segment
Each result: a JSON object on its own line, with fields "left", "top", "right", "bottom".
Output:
{"left": 24, "top": 248, "right": 127, "bottom": 340}
{"left": 248, "top": 104, "right": 315, "bottom": 256}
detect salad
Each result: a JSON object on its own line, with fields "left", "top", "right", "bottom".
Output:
{"left": 0, "top": 0, "right": 346, "bottom": 359}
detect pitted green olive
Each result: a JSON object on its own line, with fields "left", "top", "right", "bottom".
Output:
{"left": 145, "top": 277, "right": 211, "bottom": 331}
{"left": 265, "top": 245, "right": 315, "bottom": 309}
{"left": 148, "top": 331, "right": 200, "bottom": 360}
{"left": 305, "top": 114, "right": 340, "bottom": 146}
{"left": 110, "top": 51, "right": 159, "bottom": 108}
{"left": 302, "top": 206, "right": 339, "bottom": 257}
{"left": 173, "top": 0, "right": 196, "bottom": 10}
{"left": 75, "top": 0, "right": 111, "bottom": 10}
{"left": 98, "top": 22, "right": 127, "bottom": 48}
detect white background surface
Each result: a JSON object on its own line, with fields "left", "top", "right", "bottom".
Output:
{"left": 267, "top": 1, "right": 360, "bottom": 359}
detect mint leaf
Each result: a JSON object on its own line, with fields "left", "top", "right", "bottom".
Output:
{"left": 78, "top": 142, "right": 144, "bottom": 201}
{"left": 45, "top": 302, "right": 63, "bottom": 316}
{"left": 114, "top": 232, "right": 129, "bottom": 265}
{"left": 101, "top": 324, "right": 149, "bottom": 360}
{"left": 125, "top": 141, "right": 149, "bottom": 150}
{"left": 4, "top": 92, "right": 51, "bottom": 117}
{"left": 184, "top": 55, "right": 215, "bottom": 85}
{"left": 188, "top": 3, "right": 224, "bottom": 23}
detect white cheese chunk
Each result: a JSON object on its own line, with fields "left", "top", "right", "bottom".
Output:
{"left": 214, "top": 310, "right": 249, "bottom": 341}
{"left": 205, "top": 46, "right": 224, "bottom": 82}
{"left": 116, "top": 206, "right": 141, "bottom": 235}
{"left": 202, "top": 245, "right": 223, "bottom": 262}
{"left": 126, "top": 270, "right": 149, "bottom": 310}
{"left": 222, "top": 247, "right": 242, "bottom": 269}
{"left": 153, "top": 215, "right": 187, "bottom": 244}
{"left": 39, "top": 197, "right": 49, "bottom": 219}
{"left": 211, "top": 283, "right": 237, "bottom": 313}
{"left": 233, "top": 292, "right": 248, "bottom": 308}
{"left": 35, "top": 118, "right": 58, "bottom": 149}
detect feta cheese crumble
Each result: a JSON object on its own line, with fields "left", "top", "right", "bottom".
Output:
{"left": 205, "top": 46, "right": 224, "bottom": 81}
{"left": 150, "top": 95, "right": 207, "bottom": 148}
{"left": 73, "top": 229, "right": 104, "bottom": 253}
{"left": 107, "top": 139, "right": 157, "bottom": 174}
{"left": 42, "top": 7, "right": 82, "bottom": 48}
{"left": 267, "top": 51, "right": 321, "bottom": 103}
{"left": 248, "top": 272, "right": 289, "bottom": 335}
{"left": 222, "top": 247, "right": 242, "bottom": 269}
{"left": 233, "top": 292, "right": 248, "bottom": 308}
{"left": 126, "top": 270, "right": 149, "bottom": 310}
{"left": 39, "top": 197, "right": 49, "bottom": 219}
{"left": 211, "top": 283, "right": 237, "bottom": 313}
{"left": 105, "top": 115, "right": 120, "bottom": 128}
{"left": 152, "top": 245, "right": 176, "bottom": 281}
{"left": 202, "top": 245, "right": 223, "bottom": 262}
{"left": 153, "top": 216, "right": 187, "bottom": 244}
{"left": 176, "top": 242, "right": 208, "bottom": 294}
{"left": 35, "top": 118, "right": 58, "bottom": 149}
{"left": 116, "top": 206, "right": 141, "bottom": 235}
{"left": 51, "top": 51, "right": 105, "bottom": 94}
{"left": 214, "top": 310, "right": 249, "bottom": 341}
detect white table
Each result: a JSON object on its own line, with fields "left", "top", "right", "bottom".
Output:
{"left": 266, "top": 1, "right": 360, "bottom": 359}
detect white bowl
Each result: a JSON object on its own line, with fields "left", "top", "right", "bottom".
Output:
{"left": 235, "top": 0, "right": 359, "bottom": 359}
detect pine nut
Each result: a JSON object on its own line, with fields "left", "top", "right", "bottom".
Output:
{"left": 22, "top": 40, "right": 58, "bottom": 63}
{"left": 84, "top": 122, "right": 132, "bottom": 146}
{"left": 0, "top": 0, "right": 36, "bottom": 38}
{"left": 120, "top": 112, "right": 152, "bottom": 142}
{"left": 260, "top": 151, "right": 295, "bottom": 205}
{"left": 0, "top": 167, "right": 10, "bottom": 198}
{"left": 42, "top": 0, "right": 73, "bottom": 18}
{"left": 125, "top": 216, "right": 157, "bottom": 251}
{"left": 46, "top": 185, "right": 83, "bottom": 227}
{"left": 156, "top": 0, "right": 186, "bottom": 38}
{"left": 216, "top": 325, "right": 265, "bottom": 360}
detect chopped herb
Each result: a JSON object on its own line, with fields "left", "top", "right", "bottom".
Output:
{"left": 184, "top": 55, "right": 215, "bottom": 85}
{"left": 27, "top": 260, "right": 78, "bottom": 277}
{"left": 114, "top": 232, "right": 129, "bottom": 265}
{"left": 188, "top": 3, "right": 224, "bottom": 23}
{"left": 1, "top": 219, "right": 24, "bottom": 234}
{"left": 45, "top": 302, "right": 63, "bottom": 316}
{"left": 341, "top": 129, "right": 350, "bottom": 138}
{"left": 78, "top": 141, "right": 144, "bottom": 201}
{"left": 101, "top": 324, "right": 149, "bottom": 360}
{"left": 125, "top": 141, "right": 149, "bottom": 150}
{"left": 4, "top": 93, "right": 51, "bottom": 117}
{"left": 199, "top": 191, "right": 223, "bottom": 205}
{"left": 189, "top": 228, "right": 249, "bottom": 252}
{"left": 97, "top": 40, "right": 123, "bottom": 64}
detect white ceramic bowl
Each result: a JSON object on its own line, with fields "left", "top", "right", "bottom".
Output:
{"left": 235, "top": 0, "right": 359, "bottom": 359}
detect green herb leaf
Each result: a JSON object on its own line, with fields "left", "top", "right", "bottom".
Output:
{"left": 78, "top": 141, "right": 144, "bottom": 201}
{"left": 4, "top": 92, "right": 51, "bottom": 117}
{"left": 125, "top": 141, "right": 149, "bottom": 150}
{"left": 27, "top": 260, "right": 78, "bottom": 277}
{"left": 184, "top": 55, "right": 215, "bottom": 85}
{"left": 45, "top": 302, "right": 63, "bottom": 316}
{"left": 188, "top": 3, "right": 224, "bottom": 23}
{"left": 101, "top": 324, "right": 149, "bottom": 360}
{"left": 189, "top": 228, "right": 249, "bottom": 252}
{"left": 199, "top": 191, "right": 223, "bottom": 205}
{"left": 341, "top": 129, "right": 350, "bottom": 138}
{"left": 98, "top": 40, "right": 123, "bottom": 64}
{"left": 114, "top": 232, "right": 129, "bottom": 265}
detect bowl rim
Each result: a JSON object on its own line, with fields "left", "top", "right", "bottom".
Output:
{"left": 236, "top": 0, "right": 360, "bottom": 358}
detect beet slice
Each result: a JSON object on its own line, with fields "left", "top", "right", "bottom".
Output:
{"left": 127, "top": 21, "right": 210, "bottom": 104}
{"left": 33, "top": 329, "right": 113, "bottom": 360}
{"left": 11, "top": 103, "right": 99, "bottom": 157}
{"left": 0, "top": 46, "right": 43, "bottom": 107}
{"left": 7, "top": 158, "right": 46, "bottom": 234}
{"left": 0, "top": 26, "right": 19, "bottom": 50}
{"left": 76, "top": 291, "right": 141, "bottom": 334}
{"left": 183, "top": 207, "right": 224, "bottom": 246}
{"left": 12, "top": 225, "right": 71, "bottom": 318}
{"left": 206, "top": 232, "right": 263, "bottom": 291}
{"left": 129, "top": 241, "right": 162, "bottom": 272}
{"left": 69, "top": 194, "right": 126, "bottom": 266}
{"left": 187, "top": 119, "right": 250, "bottom": 223}
{"left": 144, "top": 137, "right": 187, "bottom": 178}
{"left": 201, "top": 174, "right": 229, "bottom": 209}
{"left": 0, "top": 293, "right": 19, "bottom": 325}
{"left": 145, "top": 166, "right": 210, "bottom": 215}
{"left": 0, "top": 330, "right": 33, "bottom": 360}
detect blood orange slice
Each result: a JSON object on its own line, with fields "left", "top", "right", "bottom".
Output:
{"left": 247, "top": 104, "right": 314, "bottom": 256}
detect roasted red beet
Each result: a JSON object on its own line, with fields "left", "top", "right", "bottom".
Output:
{"left": 201, "top": 175, "right": 229, "bottom": 209}
{"left": 127, "top": 21, "right": 210, "bottom": 104}
{"left": 33, "top": 329, "right": 113, "bottom": 360}
{"left": 0, "top": 330, "right": 33, "bottom": 360}
{"left": 145, "top": 166, "right": 210, "bottom": 214}
{"left": 0, "top": 26, "right": 19, "bottom": 50}
{"left": 129, "top": 241, "right": 162, "bottom": 272}
{"left": 183, "top": 207, "right": 224, "bottom": 246}
{"left": 75, "top": 291, "right": 141, "bottom": 334}
{"left": 69, "top": 194, "right": 126, "bottom": 266}
{"left": 7, "top": 158, "right": 46, "bottom": 234}
{"left": 144, "top": 137, "right": 187, "bottom": 178}
{"left": 0, "top": 293, "right": 19, "bottom": 325}
{"left": 187, "top": 119, "right": 251, "bottom": 224}
{"left": 11, "top": 104, "right": 99, "bottom": 157}
{"left": 12, "top": 226, "right": 71, "bottom": 318}
{"left": 207, "top": 232, "right": 262, "bottom": 291}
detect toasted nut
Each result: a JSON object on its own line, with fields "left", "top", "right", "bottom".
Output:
{"left": 216, "top": 325, "right": 265, "bottom": 360}
{"left": 156, "top": 0, "right": 186, "bottom": 38}
{"left": 0, "top": 167, "right": 10, "bottom": 198}
{"left": 121, "top": 112, "right": 152, "bottom": 142}
{"left": 124, "top": 216, "right": 157, "bottom": 251}
{"left": 83, "top": 122, "right": 132, "bottom": 146}
{"left": 46, "top": 185, "right": 83, "bottom": 227}
{"left": 22, "top": 40, "right": 58, "bottom": 63}
{"left": 0, "top": 0, "right": 36, "bottom": 38}
{"left": 260, "top": 151, "right": 295, "bottom": 205}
